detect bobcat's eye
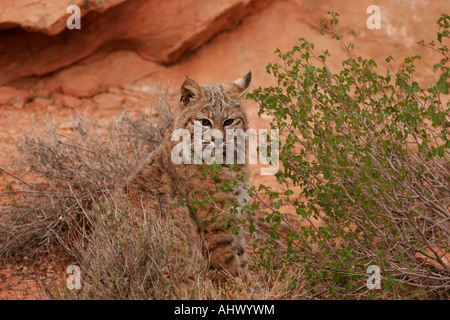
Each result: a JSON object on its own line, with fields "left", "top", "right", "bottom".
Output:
{"left": 199, "top": 119, "right": 212, "bottom": 127}
{"left": 223, "top": 119, "right": 234, "bottom": 127}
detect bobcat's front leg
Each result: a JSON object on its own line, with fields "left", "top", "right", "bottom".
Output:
{"left": 200, "top": 211, "right": 251, "bottom": 284}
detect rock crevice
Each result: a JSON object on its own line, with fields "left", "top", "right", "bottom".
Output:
{"left": 0, "top": 0, "right": 274, "bottom": 86}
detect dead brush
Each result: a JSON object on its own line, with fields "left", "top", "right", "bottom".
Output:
{"left": 45, "top": 194, "right": 308, "bottom": 300}
{"left": 0, "top": 105, "right": 174, "bottom": 258}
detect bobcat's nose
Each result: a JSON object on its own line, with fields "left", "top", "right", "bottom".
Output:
{"left": 211, "top": 137, "right": 223, "bottom": 145}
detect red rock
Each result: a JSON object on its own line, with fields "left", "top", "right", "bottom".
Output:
{"left": 93, "top": 93, "right": 124, "bottom": 109}
{"left": 52, "top": 93, "right": 65, "bottom": 106}
{"left": 0, "top": 86, "right": 31, "bottom": 108}
{"left": 0, "top": 0, "right": 127, "bottom": 35}
{"left": 415, "top": 247, "right": 450, "bottom": 272}
{"left": 0, "top": 0, "right": 446, "bottom": 106}
{"left": 33, "top": 87, "right": 52, "bottom": 98}
{"left": 47, "top": 105, "right": 59, "bottom": 113}
{"left": 124, "top": 95, "right": 146, "bottom": 108}
{"left": 53, "top": 93, "right": 82, "bottom": 108}
{"left": 61, "top": 95, "right": 83, "bottom": 108}
{"left": 61, "top": 76, "right": 99, "bottom": 98}
{"left": 0, "top": 0, "right": 271, "bottom": 85}
{"left": 32, "top": 97, "right": 53, "bottom": 109}
{"left": 34, "top": 50, "right": 161, "bottom": 93}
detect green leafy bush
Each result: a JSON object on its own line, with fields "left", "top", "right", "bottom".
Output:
{"left": 246, "top": 12, "right": 450, "bottom": 299}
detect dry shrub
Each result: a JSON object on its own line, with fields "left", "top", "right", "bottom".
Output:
{"left": 51, "top": 196, "right": 306, "bottom": 299}
{"left": 61, "top": 198, "right": 208, "bottom": 299}
{"left": 0, "top": 105, "right": 173, "bottom": 258}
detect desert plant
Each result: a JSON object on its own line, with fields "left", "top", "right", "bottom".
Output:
{"left": 60, "top": 198, "right": 208, "bottom": 299}
{"left": 245, "top": 12, "right": 450, "bottom": 299}
{"left": 0, "top": 104, "right": 174, "bottom": 258}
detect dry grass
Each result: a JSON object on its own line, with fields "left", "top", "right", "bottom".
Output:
{"left": 45, "top": 196, "right": 307, "bottom": 300}
{"left": 0, "top": 104, "right": 173, "bottom": 258}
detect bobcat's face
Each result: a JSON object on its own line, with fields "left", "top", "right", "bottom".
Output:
{"left": 174, "top": 72, "right": 251, "bottom": 165}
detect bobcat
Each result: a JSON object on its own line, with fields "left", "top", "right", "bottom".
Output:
{"left": 124, "top": 72, "right": 252, "bottom": 284}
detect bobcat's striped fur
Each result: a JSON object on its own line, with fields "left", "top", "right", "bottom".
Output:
{"left": 124, "top": 72, "right": 252, "bottom": 283}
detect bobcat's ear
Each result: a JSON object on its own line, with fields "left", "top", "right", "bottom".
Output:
{"left": 180, "top": 77, "right": 203, "bottom": 106}
{"left": 229, "top": 71, "right": 252, "bottom": 99}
